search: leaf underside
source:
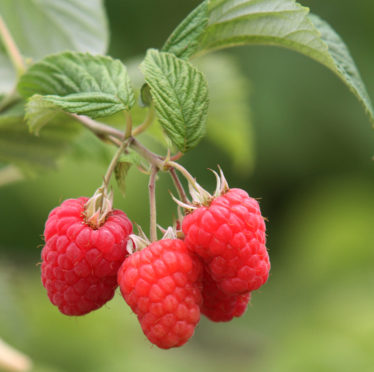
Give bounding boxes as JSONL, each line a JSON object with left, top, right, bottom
{"left": 195, "top": 0, "right": 373, "bottom": 124}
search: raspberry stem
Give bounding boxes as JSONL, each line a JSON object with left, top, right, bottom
{"left": 0, "top": 15, "right": 25, "bottom": 77}
{"left": 103, "top": 139, "right": 130, "bottom": 190}
{"left": 72, "top": 114, "right": 125, "bottom": 140}
{"left": 167, "top": 161, "right": 198, "bottom": 191}
{"left": 149, "top": 165, "right": 159, "bottom": 242}
{"left": 169, "top": 168, "right": 189, "bottom": 204}
{"left": 124, "top": 111, "right": 133, "bottom": 139}
{"left": 132, "top": 106, "right": 155, "bottom": 136}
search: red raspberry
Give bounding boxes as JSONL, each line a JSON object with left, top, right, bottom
{"left": 201, "top": 269, "right": 250, "bottom": 322}
{"left": 41, "top": 197, "right": 132, "bottom": 316}
{"left": 182, "top": 188, "right": 270, "bottom": 295}
{"left": 117, "top": 239, "right": 202, "bottom": 349}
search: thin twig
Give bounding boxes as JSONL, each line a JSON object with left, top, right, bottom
{"left": 71, "top": 114, "right": 124, "bottom": 140}
{"left": 124, "top": 111, "right": 132, "bottom": 139}
{"left": 169, "top": 168, "right": 189, "bottom": 204}
{"left": 132, "top": 106, "right": 155, "bottom": 136}
{"left": 102, "top": 140, "right": 129, "bottom": 189}
{"left": 130, "top": 137, "right": 165, "bottom": 169}
{"left": 167, "top": 160, "right": 198, "bottom": 189}
{"left": 0, "top": 15, "right": 25, "bottom": 77}
{"left": 148, "top": 166, "right": 158, "bottom": 242}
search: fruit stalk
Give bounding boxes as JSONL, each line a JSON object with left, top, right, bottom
{"left": 148, "top": 165, "right": 158, "bottom": 242}
{"left": 0, "top": 15, "right": 25, "bottom": 77}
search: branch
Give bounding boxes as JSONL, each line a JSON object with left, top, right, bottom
{"left": 71, "top": 114, "right": 124, "bottom": 140}
{"left": 169, "top": 168, "right": 189, "bottom": 204}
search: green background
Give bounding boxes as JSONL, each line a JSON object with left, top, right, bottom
{"left": 1, "top": 0, "right": 374, "bottom": 371}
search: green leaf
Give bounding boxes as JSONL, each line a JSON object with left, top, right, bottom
{"left": 196, "top": 53, "right": 254, "bottom": 172}
{"left": 0, "top": 0, "right": 108, "bottom": 93}
{"left": 196, "top": 0, "right": 374, "bottom": 124}
{"left": 140, "top": 49, "right": 209, "bottom": 152}
{"left": 114, "top": 150, "right": 147, "bottom": 196}
{"left": 0, "top": 103, "right": 80, "bottom": 175}
{"left": 308, "top": 14, "right": 374, "bottom": 124}
{"left": 25, "top": 95, "right": 62, "bottom": 134}
{"left": 18, "top": 52, "right": 135, "bottom": 122}
{"left": 162, "top": 0, "right": 209, "bottom": 59}
{"left": 139, "top": 84, "right": 152, "bottom": 107}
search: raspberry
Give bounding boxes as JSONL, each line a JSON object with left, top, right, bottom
{"left": 201, "top": 269, "right": 250, "bottom": 322}
{"left": 182, "top": 188, "right": 270, "bottom": 295}
{"left": 117, "top": 239, "right": 202, "bottom": 349}
{"left": 41, "top": 197, "right": 132, "bottom": 316}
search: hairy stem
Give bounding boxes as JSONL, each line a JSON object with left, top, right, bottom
{"left": 149, "top": 166, "right": 158, "bottom": 242}
{"left": 0, "top": 15, "right": 25, "bottom": 77}
{"left": 169, "top": 168, "right": 189, "bottom": 204}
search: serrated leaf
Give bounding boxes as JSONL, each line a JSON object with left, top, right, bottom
{"left": 0, "top": 0, "right": 108, "bottom": 93}
{"left": 25, "top": 95, "right": 62, "bottom": 134}
{"left": 17, "top": 52, "right": 135, "bottom": 123}
{"left": 196, "top": 0, "right": 374, "bottom": 124}
{"left": 0, "top": 104, "right": 80, "bottom": 175}
{"left": 196, "top": 53, "right": 254, "bottom": 172}
{"left": 140, "top": 49, "right": 209, "bottom": 152}
{"left": 162, "top": 0, "right": 209, "bottom": 59}
{"left": 308, "top": 14, "right": 374, "bottom": 124}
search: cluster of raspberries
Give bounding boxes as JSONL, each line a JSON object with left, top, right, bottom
{"left": 41, "top": 188, "right": 270, "bottom": 349}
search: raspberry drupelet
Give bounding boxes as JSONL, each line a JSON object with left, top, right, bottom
{"left": 181, "top": 170, "right": 270, "bottom": 296}
{"left": 200, "top": 269, "right": 251, "bottom": 322}
{"left": 41, "top": 197, "right": 132, "bottom": 316}
{"left": 118, "top": 238, "right": 202, "bottom": 349}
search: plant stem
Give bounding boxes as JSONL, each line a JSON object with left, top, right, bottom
{"left": 124, "top": 111, "right": 132, "bottom": 139}
{"left": 132, "top": 106, "right": 155, "bottom": 136}
{"left": 169, "top": 168, "right": 189, "bottom": 204}
{"left": 102, "top": 140, "right": 129, "bottom": 189}
{"left": 71, "top": 114, "right": 124, "bottom": 140}
{"left": 148, "top": 166, "right": 158, "bottom": 242}
{"left": 129, "top": 138, "right": 165, "bottom": 169}
{"left": 0, "top": 15, "right": 25, "bottom": 77}
{"left": 167, "top": 160, "right": 198, "bottom": 190}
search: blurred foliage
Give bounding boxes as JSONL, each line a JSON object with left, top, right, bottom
{"left": 1, "top": 0, "right": 374, "bottom": 371}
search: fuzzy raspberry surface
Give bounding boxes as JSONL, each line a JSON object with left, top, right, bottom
{"left": 182, "top": 188, "right": 270, "bottom": 295}
{"left": 201, "top": 269, "right": 250, "bottom": 322}
{"left": 118, "top": 239, "right": 202, "bottom": 349}
{"left": 41, "top": 197, "right": 132, "bottom": 316}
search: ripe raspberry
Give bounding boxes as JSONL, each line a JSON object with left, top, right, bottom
{"left": 41, "top": 197, "right": 132, "bottom": 316}
{"left": 182, "top": 188, "right": 270, "bottom": 295}
{"left": 118, "top": 239, "right": 202, "bottom": 349}
{"left": 201, "top": 269, "right": 250, "bottom": 322}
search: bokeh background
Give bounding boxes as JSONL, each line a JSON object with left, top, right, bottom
{"left": 1, "top": 0, "right": 374, "bottom": 371}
